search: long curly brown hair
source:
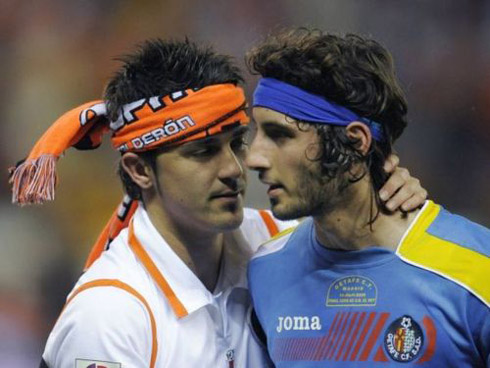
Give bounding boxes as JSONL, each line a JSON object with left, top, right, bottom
{"left": 247, "top": 28, "right": 408, "bottom": 224}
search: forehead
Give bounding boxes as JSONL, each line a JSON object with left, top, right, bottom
{"left": 252, "top": 107, "right": 317, "bottom": 137}
{"left": 252, "top": 107, "right": 322, "bottom": 153}
{"left": 252, "top": 107, "right": 292, "bottom": 126}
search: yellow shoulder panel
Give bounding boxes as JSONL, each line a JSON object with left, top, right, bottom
{"left": 397, "top": 201, "right": 490, "bottom": 308}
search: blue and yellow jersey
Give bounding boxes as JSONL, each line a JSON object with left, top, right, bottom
{"left": 248, "top": 201, "right": 490, "bottom": 367}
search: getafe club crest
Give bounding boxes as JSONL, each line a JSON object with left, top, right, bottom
{"left": 384, "top": 315, "right": 424, "bottom": 362}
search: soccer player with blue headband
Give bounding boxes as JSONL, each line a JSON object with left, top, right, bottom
{"left": 246, "top": 28, "right": 490, "bottom": 367}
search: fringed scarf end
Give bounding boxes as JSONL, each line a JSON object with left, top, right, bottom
{"left": 9, "top": 155, "right": 58, "bottom": 205}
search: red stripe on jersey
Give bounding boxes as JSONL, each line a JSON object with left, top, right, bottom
{"left": 335, "top": 312, "right": 359, "bottom": 361}
{"left": 284, "top": 338, "right": 294, "bottom": 360}
{"left": 328, "top": 312, "right": 351, "bottom": 359}
{"left": 359, "top": 312, "right": 390, "bottom": 361}
{"left": 321, "top": 312, "right": 346, "bottom": 360}
{"left": 374, "top": 346, "right": 389, "bottom": 362}
{"left": 417, "top": 316, "right": 437, "bottom": 364}
{"left": 349, "top": 312, "right": 376, "bottom": 361}
{"left": 313, "top": 312, "right": 340, "bottom": 360}
{"left": 342, "top": 312, "right": 366, "bottom": 361}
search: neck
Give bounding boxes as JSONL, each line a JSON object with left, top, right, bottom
{"left": 144, "top": 199, "right": 224, "bottom": 292}
{"left": 314, "top": 176, "right": 421, "bottom": 252}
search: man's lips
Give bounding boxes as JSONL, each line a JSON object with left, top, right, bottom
{"left": 210, "top": 189, "right": 244, "bottom": 200}
{"left": 267, "top": 184, "right": 284, "bottom": 196}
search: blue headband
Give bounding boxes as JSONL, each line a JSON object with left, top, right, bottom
{"left": 252, "top": 78, "right": 384, "bottom": 141}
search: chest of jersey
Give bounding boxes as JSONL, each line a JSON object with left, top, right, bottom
{"left": 250, "top": 205, "right": 490, "bottom": 368}
{"left": 254, "top": 250, "right": 486, "bottom": 368}
{"left": 258, "top": 262, "right": 480, "bottom": 368}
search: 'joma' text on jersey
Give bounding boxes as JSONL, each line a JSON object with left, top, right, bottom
{"left": 276, "top": 315, "right": 322, "bottom": 333}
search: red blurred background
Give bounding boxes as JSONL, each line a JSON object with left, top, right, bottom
{"left": 1, "top": 0, "right": 489, "bottom": 363}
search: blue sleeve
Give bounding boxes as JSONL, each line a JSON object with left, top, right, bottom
{"left": 467, "top": 295, "right": 490, "bottom": 367}
{"left": 480, "top": 310, "right": 490, "bottom": 367}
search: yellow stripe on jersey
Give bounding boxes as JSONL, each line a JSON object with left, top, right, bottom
{"left": 397, "top": 200, "right": 490, "bottom": 308}
{"left": 263, "top": 226, "right": 296, "bottom": 245}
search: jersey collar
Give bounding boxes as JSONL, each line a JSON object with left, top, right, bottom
{"left": 128, "top": 204, "right": 249, "bottom": 319}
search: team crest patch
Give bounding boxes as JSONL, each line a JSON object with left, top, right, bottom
{"left": 75, "top": 359, "right": 121, "bottom": 368}
{"left": 326, "top": 276, "right": 377, "bottom": 307}
{"left": 384, "top": 315, "right": 424, "bottom": 362}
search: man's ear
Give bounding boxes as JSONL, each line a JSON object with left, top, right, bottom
{"left": 120, "top": 152, "right": 154, "bottom": 190}
{"left": 345, "top": 121, "right": 372, "bottom": 156}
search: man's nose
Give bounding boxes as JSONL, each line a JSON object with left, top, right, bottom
{"left": 245, "top": 134, "right": 270, "bottom": 171}
{"left": 219, "top": 145, "right": 245, "bottom": 179}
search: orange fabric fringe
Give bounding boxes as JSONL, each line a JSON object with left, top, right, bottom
{"left": 9, "top": 155, "right": 57, "bottom": 205}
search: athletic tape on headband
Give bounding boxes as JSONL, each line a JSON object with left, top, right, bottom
{"left": 253, "top": 78, "right": 384, "bottom": 141}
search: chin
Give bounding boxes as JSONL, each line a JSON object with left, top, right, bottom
{"left": 271, "top": 205, "right": 301, "bottom": 221}
{"left": 271, "top": 199, "right": 317, "bottom": 221}
{"left": 213, "top": 211, "right": 244, "bottom": 231}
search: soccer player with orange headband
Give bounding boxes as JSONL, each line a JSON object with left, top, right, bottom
{"left": 10, "top": 39, "right": 426, "bottom": 368}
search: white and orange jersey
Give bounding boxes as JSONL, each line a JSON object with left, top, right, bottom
{"left": 42, "top": 205, "right": 296, "bottom": 368}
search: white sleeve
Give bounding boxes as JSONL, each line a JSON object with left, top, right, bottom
{"left": 42, "top": 286, "right": 153, "bottom": 368}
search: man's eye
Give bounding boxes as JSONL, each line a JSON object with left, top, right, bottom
{"left": 265, "top": 128, "right": 293, "bottom": 140}
{"left": 189, "top": 146, "right": 219, "bottom": 157}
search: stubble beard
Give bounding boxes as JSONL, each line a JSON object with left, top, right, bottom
{"left": 270, "top": 163, "right": 349, "bottom": 221}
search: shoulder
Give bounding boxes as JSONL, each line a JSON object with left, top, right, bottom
{"left": 77, "top": 228, "right": 151, "bottom": 292}
{"left": 43, "top": 230, "right": 159, "bottom": 367}
{"left": 240, "top": 208, "right": 297, "bottom": 252}
{"left": 250, "top": 217, "right": 313, "bottom": 262}
{"left": 57, "top": 281, "right": 154, "bottom": 335}
{"left": 43, "top": 279, "right": 155, "bottom": 367}
{"left": 242, "top": 208, "right": 298, "bottom": 234}
{"left": 398, "top": 201, "right": 490, "bottom": 308}
{"left": 251, "top": 226, "right": 296, "bottom": 261}
{"left": 427, "top": 206, "right": 490, "bottom": 257}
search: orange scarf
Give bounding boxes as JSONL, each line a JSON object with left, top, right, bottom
{"left": 9, "top": 83, "right": 249, "bottom": 269}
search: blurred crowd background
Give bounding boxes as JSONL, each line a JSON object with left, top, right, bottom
{"left": 1, "top": 0, "right": 489, "bottom": 364}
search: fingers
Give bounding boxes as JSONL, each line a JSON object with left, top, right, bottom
{"left": 380, "top": 164, "right": 428, "bottom": 211}
{"left": 383, "top": 154, "right": 400, "bottom": 173}
{"left": 385, "top": 179, "right": 427, "bottom": 211}
{"left": 399, "top": 191, "right": 428, "bottom": 212}
{"left": 379, "top": 167, "right": 410, "bottom": 202}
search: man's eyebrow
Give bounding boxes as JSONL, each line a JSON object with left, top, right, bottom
{"left": 181, "top": 136, "right": 219, "bottom": 149}
{"left": 261, "top": 120, "right": 296, "bottom": 131}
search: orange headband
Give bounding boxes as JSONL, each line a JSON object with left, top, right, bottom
{"left": 9, "top": 83, "right": 248, "bottom": 205}
{"left": 110, "top": 83, "right": 248, "bottom": 152}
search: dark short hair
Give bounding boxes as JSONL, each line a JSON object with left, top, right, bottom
{"left": 104, "top": 38, "right": 243, "bottom": 200}
{"left": 247, "top": 28, "right": 408, "bottom": 223}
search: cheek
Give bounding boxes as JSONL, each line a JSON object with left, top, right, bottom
{"left": 156, "top": 169, "right": 200, "bottom": 198}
